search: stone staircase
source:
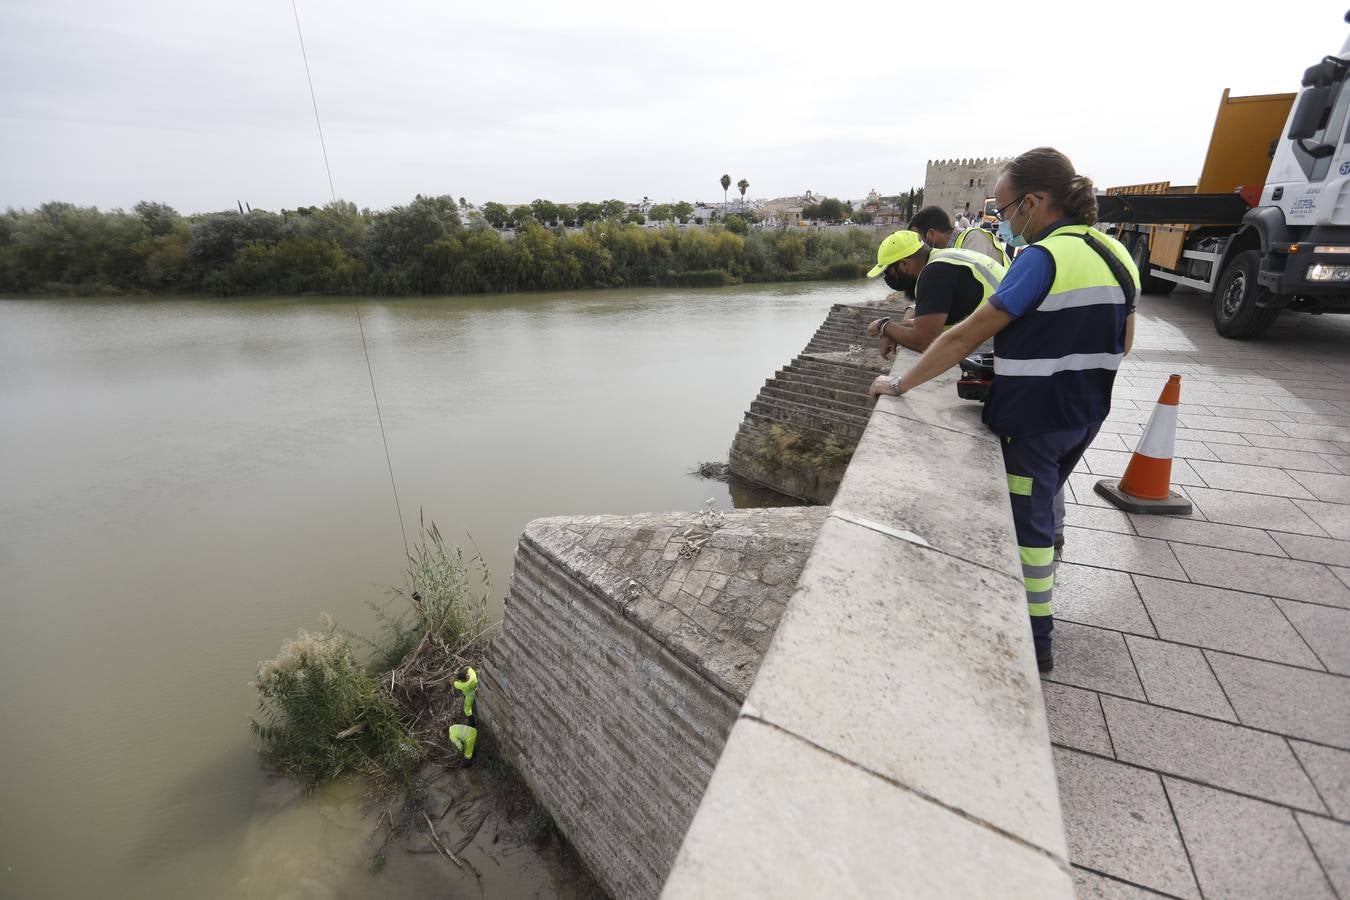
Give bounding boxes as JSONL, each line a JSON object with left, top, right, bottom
{"left": 727, "top": 296, "right": 908, "bottom": 503}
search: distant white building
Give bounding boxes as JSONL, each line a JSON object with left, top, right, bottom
{"left": 924, "top": 157, "right": 1010, "bottom": 218}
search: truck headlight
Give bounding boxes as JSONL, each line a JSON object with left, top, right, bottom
{"left": 1306, "top": 264, "right": 1350, "bottom": 282}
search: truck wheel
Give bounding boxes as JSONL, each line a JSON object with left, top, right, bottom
{"left": 1213, "top": 249, "right": 1279, "bottom": 339}
{"left": 1131, "top": 236, "right": 1176, "bottom": 295}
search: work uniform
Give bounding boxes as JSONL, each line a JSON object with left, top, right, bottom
{"left": 914, "top": 247, "right": 1005, "bottom": 328}
{"left": 951, "top": 226, "right": 1010, "bottom": 267}
{"left": 985, "top": 220, "right": 1137, "bottom": 657}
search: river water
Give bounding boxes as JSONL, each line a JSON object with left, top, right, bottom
{"left": 0, "top": 282, "right": 873, "bottom": 899}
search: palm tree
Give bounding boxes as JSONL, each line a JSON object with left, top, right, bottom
{"left": 737, "top": 178, "right": 749, "bottom": 213}
{"left": 720, "top": 174, "right": 731, "bottom": 216}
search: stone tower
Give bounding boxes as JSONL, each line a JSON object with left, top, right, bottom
{"left": 923, "top": 157, "right": 1010, "bottom": 218}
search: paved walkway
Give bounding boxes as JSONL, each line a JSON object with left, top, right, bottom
{"left": 1047, "top": 293, "right": 1350, "bottom": 898}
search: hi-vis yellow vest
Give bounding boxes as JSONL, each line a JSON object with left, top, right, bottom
{"left": 954, "top": 227, "right": 1011, "bottom": 267}
{"left": 928, "top": 247, "right": 1007, "bottom": 329}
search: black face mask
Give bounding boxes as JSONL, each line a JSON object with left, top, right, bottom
{"left": 883, "top": 267, "right": 916, "bottom": 294}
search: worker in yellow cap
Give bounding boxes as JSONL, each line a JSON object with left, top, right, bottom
{"left": 864, "top": 229, "right": 1007, "bottom": 356}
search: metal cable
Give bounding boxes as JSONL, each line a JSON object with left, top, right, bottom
{"left": 290, "top": 0, "right": 337, "bottom": 203}
{"left": 355, "top": 304, "right": 410, "bottom": 558}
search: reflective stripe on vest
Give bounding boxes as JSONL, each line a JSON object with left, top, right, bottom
{"left": 954, "top": 227, "right": 1010, "bottom": 266}
{"left": 928, "top": 247, "right": 1007, "bottom": 330}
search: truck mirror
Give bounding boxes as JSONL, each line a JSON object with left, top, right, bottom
{"left": 1288, "top": 85, "right": 1331, "bottom": 140}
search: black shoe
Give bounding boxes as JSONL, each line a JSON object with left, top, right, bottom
{"left": 1053, "top": 535, "right": 1065, "bottom": 562}
{"left": 1037, "top": 649, "right": 1054, "bottom": 673}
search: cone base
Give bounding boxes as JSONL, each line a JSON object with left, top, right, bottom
{"left": 1094, "top": 479, "right": 1193, "bottom": 515}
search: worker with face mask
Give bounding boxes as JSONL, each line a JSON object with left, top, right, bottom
{"left": 871, "top": 147, "right": 1137, "bottom": 673}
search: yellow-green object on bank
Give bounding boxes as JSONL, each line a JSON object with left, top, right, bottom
{"left": 448, "top": 724, "right": 478, "bottom": 760}
{"left": 453, "top": 666, "right": 478, "bottom": 717}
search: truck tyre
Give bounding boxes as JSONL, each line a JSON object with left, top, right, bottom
{"left": 1131, "top": 236, "right": 1176, "bottom": 295}
{"left": 1213, "top": 249, "right": 1279, "bottom": 339}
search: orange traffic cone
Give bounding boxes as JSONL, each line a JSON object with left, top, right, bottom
{"left": 1095, "top": 374, "right": 1193, "bottom": 515}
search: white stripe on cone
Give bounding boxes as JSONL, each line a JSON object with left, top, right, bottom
{"left": 1135, "top": 402, "right": 1178, "bottom": 460}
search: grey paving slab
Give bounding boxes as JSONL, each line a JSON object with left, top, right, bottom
{"left": 1186, "top": 405, "right": 1294, "bottom": 422}
{"left": 1172, "top": 426, "right": 1252, "bottom": 446}
{"left": 1060, "top": 527, "right": 1187, "bottom": 580}
{"left": 1042, "top": 681, "right": 1114, "bottom": 756}
{"left": 1097, "top": 419, "right": 1145, "bottom": 437}
{"left": 1054, "top": 564, "right": 1156, "bottom": 636}
{"left": 744, "top": 517, "right": 1065, "bottom": 857}
{"left": 1290, "top": 469, "right": 1350, "bottom": 504}
{"left": 1271, "top": 396, "right": 1349, "bottom": 415}
{"left": 1277, "top": 600, "right": 1350, "bottom": 675}
{"left": 1270, "top": 531, "right": 1350, "bottom": 567}
{"left": 1102, "top": 696, "right": 1326, "bottom": 812}
{"left": 1128, "top": 515, "right": 1286, "bottom": 556}
{"left": 1185, "top": 486, "right": 1325, "bottom": 534}
{"left": 1296, "top": 499, "right": 1350, "bottom": 540}
{"left": 1186, "top": 459, "right": 1316, "bottom": 499}
{"left": 1276, "top": 421, "right": 1350, "bottom": 442}
{"left": 1291, "top": 741, "right": 1350, "bottom": 822}
{"left": 663, "top": 718, "right": 1076, "bottom": 900}
{"left": 1185, "top": 392, "right": 1286, "bottom": 411}
{"left": 1125, "top": 636, "right": 1237, "bottom": 722}
{"left": 1070, "top": 868, "right": 1172, "bottom": 899}
{"left": 1169, "top": 542, "right": 1350, "bottom": 608}
{"left": 1296, "top": 814, "right": 1350, "bottom": 899}
{"left": 1206, "top": 442, "right": 1343, "bottom": 473}
{"left": 1320, "top": 452, "right": 1350, "bottom": 474}
{"left": 1063, "top": 503, "right": 1136, "bottom": 536}
{"left": 1242, "top": 432, "right": 1350, "bottom": 455}
{"left": 1053, "top": 748, "right": 1199, "bottom": 899}
{"left": 1177, "top": 414, "right": 1286, "bottom": 435}
{"left": 1046, "top": 621, "right": 1146, "bottom": 700}
{"left": 1171, "top": 439, "right": 1220, "bottom": 461}
{"left": 1206, "top": 651, "right": 1350, "bottom": 748}
{"left": 1164, "top": 777, "right": 1336, "bottom": 900}
{"left": 1134, "top": 575, "right": 1322, "bottom": 667}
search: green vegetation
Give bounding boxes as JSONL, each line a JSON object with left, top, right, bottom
{"left": 251, "top": 521, "right": 492, "bottom": 793}
{"left": 0, "top": 196, "right": 877, "bottom": 296}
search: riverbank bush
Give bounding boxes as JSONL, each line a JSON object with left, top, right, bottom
{"left": 1, "top": 198, "right": 879, "bottom": 297}
{"left": 251, "top": 521, "right": 492, "bottom": 793}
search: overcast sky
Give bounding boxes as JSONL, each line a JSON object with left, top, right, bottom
{"left": 1, "top": 0, "right": 1345, "bottom": 214}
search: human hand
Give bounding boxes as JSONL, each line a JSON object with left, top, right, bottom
{"left": 879, "top": 333, "right": 897, "bottom": 359}
{"left": 866, "top": 317, "right": 886, "bottom": 337}
{"left": 869, "top": 375, "right": 901, "bottom": 398}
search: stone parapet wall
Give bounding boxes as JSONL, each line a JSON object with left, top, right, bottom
{"left": 481, "top": 509, "right": 827, "bottom": 899}
{"left": 664, "top": 351, "right": 1075, "bottom": 898}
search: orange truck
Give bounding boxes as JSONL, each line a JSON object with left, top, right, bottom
{"left": 1097, "top": 14, "right": 1350, "bottom": 337}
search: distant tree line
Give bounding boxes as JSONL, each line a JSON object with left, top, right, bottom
{"left": 0, "top": 195, "right": 876, "bottom": 297}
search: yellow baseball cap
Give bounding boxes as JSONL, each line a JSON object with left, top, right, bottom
{"left": 867, "top": 230, "right": 923, "bottom": 277}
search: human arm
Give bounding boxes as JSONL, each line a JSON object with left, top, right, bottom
{"left": 870, "top": 302, "right": 1013, "bottom": 396}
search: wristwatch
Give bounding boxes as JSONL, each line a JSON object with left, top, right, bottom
{"left": 889, "top": 375, "right": 907, "bottom": 396}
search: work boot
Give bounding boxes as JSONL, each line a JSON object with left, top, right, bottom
{"left": 1053, "top": 534, "right": 1065, "bottom": 562}
{"left": 1036, "top": 648, "right": 1054, "bottom": 673}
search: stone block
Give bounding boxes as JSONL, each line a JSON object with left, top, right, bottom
{"left": 744, "top": 516, "right": 1065, "bottom": 858}
{"left": 1294, "top": 499, "right": 1350, "bottom": 541}
{"left": 1170, "top": 542, "right": 1350, "bottom": 608}
{"left": 662, "top": 719, "right": 1075, "bottom": 899}
{"left": 1269, "top": 531, "right": 1350, "bottom": 567}
{"left": 1275, "top": 421, "right": 1350, "bottom": 442}
{"left": 1187, "top": 459, "right": 1317, "bottom": 498}
{"left": 830, "top": 401, "right": 1020, "bottom": 577}
{"left": 1185, "top": 486, "right": 1326, "bottom": 535}
{"left": 1172, "top": 426, "right": 1252, "bottom": 445}
{"left": 1206, "top": 651, "right": 1350, "bottom": 748}
{"left": 1053, "top": 748, "right": 1198, "bottom": 899}
{"left": 1277, "top": 600, "right": 1350, "bottom": 674}
{"left": 1071, "top": 867, "right": 1173, "bottom": 898}
{"left": 1085, "top": 449, "right": 1206, "bottom": 486}
{"left": 1290, "top": 470, "right": 1350, "bottom": 504}
{"left": 1101, "top": 696, "right": 1326, "bottom": 812}
{"left": 1164, "top": 777, "right": 1336, "bottom": 900}
{"left": 1133, "top": 575, "right": 1321, "bottom": 666}
{"left": 1045, "top": 621, "right": 1146, "bottom": 700}
{"left": 1176, "top": 413, "right": 1285, "bottom": 434}
{"left": 1245, "top": 432, "right": 1350, "bottom": 455}
{"left": 1042, "top": 682, "right": 1113, "bottom": 756}
{"left": 1124, "top": 635, "right": 1237, "bottom": 721}
{"left": 1208, "top": 442, "right": 1342, "bottom": 472}
{"left": 1291, "top": 741, "right": 1350, "bottom": 821}
{"left": 1129, "top": 514, "right": 1285, "bottom": 556}
{"left": 1296, "top": 813, "right": 1350, "bottom": 898}
{"left": 1063, "top": 503, "right": 1136, "bottom": 536}
{"left": 1060, "top": 527, "right": 1186, "bottom": 580}
{"left": 1053, "top": 563, "right": 1156, "bottom": 637}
